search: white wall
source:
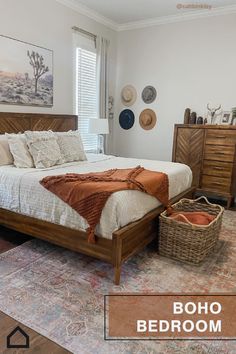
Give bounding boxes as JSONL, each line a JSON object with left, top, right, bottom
{"left": 1, "top": 2, "right": 236, "bottom": 160}
{"left": 114, "top": 14, "right": 236, "bottom": 161}
{"left": 0, "top": 0, "right": 117, "bottom": 115}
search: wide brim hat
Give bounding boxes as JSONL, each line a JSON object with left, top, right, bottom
{"left": 121, "top": 85, "right": 137, "bottom": 106}
{"left": 119, "top": 109, "right": 135, "bottom": 130}
{"left": 139, "top": 109, "right": 157, "bottom": 130}
{"left": 142, "top": 86, "right": 157, "bottom": 104}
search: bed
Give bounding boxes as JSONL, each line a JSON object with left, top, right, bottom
{"left": 0, "top": 112, "right": 194, "bottom": 284}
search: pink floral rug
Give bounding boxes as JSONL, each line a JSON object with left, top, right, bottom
{"left": 0, "top": 211, "right": 235, "bottom": 353}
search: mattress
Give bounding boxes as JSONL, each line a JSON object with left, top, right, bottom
{"left": 0, "top": 154, "right": 192, "bottom": 239}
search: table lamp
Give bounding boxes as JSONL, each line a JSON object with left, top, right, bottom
{"left": 89, "top": 118, "right": 109, "bottom": 154}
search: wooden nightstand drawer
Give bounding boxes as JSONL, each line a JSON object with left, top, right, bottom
{"left": 204, "top": 144, "right": 235, "bottom": 162}
{"left": 201, "top": 175, "right": 231, "bottom": 193}
{"left": 206, "top": 129, "right": 236, "bottom": 146}
{"left": 202, "top": 160, "right": 233, "bottom": 178}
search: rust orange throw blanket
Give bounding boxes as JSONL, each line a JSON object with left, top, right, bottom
{"left": 40, "top": 166, "right": 169, "bottom": 243}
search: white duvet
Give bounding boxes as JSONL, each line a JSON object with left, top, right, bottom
{"left": 0, "top": 154, "right": 192, "bottom": 239}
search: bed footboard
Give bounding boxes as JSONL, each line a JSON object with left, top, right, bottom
{"left": 0, "top": 187, "right": 195, "bottom": 285}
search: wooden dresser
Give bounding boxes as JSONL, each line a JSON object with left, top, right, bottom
{"left": 172, "top": 125, "right": 236, "bottom": 208}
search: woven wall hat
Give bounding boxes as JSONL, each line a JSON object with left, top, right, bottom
{"left": 142, "top": 86, "right": 157, "bottom": 104}
{"left": 119, "top": 109, "right": 135, "bottom": 130}
{"left": 121, "top": 85, "right": 137, "bottom": 106}
{"left": 139, "top": 109, "right": 156, "bottom": 130}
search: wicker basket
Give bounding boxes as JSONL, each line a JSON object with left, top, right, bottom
{"left": 158, "top": 196, "right": 224, "bottom": 264}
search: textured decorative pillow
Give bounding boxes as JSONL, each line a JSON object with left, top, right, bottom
{"left": 56, "top": 131, "right": 87, "bottom": 163}
{"left": 25, "top": 131, "right": 63, "bottom": 168}
{"left": 0, "top": 135, "right": 14, "bottom": 166}
{"left": 6, "top": 133, "right": 34, "bottom": 168}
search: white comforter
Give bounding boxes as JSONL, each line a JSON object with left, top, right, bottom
{"left": 0, "top": 154, "right": 192, "bottom": 239}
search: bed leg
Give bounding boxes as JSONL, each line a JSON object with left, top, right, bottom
{"left": 227, "top": 197, "right": 234, "bottom": 209}
{"left": 114, "top": 266, "right": 121, "bottom": 285}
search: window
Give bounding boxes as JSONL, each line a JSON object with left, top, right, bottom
{"left": 76, "top": 47, "right": 98, "bottom": 152}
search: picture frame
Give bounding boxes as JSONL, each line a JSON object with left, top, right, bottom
{"left": 0, "top": 34, "right": 53, "bottom": 107}
{"left": 221, "top": 111, "right": 232, "bottom": 125}
{"left": 231, "top": 108, "right": 236, "bottom": 125}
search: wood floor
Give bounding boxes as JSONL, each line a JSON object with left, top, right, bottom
{"left": 0, "top": 227, "right": 30, "bottom": 253}
{"left": 0, "top": 311, "right": 71, "bottom": 354}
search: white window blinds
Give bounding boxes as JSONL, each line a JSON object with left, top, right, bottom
{"left": 76, "top": 47, "right": 98, "bottom": 152}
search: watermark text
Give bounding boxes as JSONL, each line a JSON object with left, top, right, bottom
{"left": 177, "top": 3, "right": 212, "bottom": 10}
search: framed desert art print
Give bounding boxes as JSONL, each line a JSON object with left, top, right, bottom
{"left": 0, "top": 35, "right": 53, "bottom": 107}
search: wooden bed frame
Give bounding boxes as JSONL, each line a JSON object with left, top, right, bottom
{"left": 0, "top": 112, "right": 195, "bottom": 284}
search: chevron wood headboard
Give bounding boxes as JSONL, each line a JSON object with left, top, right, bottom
{"left": 0, "top": 112, "right": 78, "bottom": 134}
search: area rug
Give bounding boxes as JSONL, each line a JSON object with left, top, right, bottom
{"left": 0, "top": 211, "right": 235, "bottom": 354}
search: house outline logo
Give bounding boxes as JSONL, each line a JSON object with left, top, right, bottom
{"left": 7, "top": 326, "right": 30, "bottom": 349}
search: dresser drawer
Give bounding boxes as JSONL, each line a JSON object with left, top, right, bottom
{"left": 201, "top": 175, "right": 231, "bottom": 193}
{"left": 204, "top": 144, "right": 235, "bottom": 162}
{"left": 206, "top": 129, "right": 236, "bottom": 146}
{"left": 202, "top": 160, "right": 233, "bottom": 178}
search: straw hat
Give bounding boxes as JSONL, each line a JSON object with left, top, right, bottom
{"left": 139, "top": 109, "right": 157, "bottom": 130}
{"left": 121, "top": 85, "right": 137, "bottom": 106}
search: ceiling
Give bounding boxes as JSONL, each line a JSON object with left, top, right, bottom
{"left": 76, "top": 0, "right": 236, "bottom": 24}
{"left": 57, "top": 0, "right": 236, "bottom": 30}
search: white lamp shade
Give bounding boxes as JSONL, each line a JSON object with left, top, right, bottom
{"left": 89, "top": 118, "right": 109, "bottom": 134}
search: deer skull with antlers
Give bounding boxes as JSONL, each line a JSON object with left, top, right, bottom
{"left": 207, "top": 104, "right": 222, "bottom": 124}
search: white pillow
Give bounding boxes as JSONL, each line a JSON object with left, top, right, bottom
{"left": 0, "top": 135, "right": 14, "bottom": 166}
{"left": 56, "top": 131, "right": 87, "bottom": 163}
{"left": 6, "top": 133, "right": 34, "bottom": 168}
{"left": 25, "top": 130, "right": 63, "bottom": 168}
